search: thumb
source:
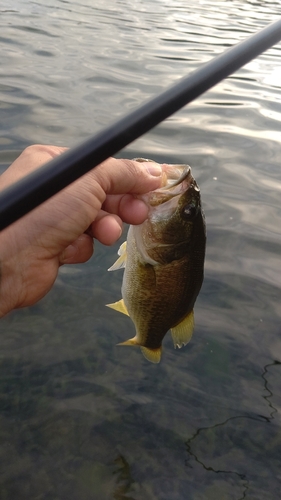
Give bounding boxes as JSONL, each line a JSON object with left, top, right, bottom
{"left": 89, "top": 157, "right": 164, "bottom": 196}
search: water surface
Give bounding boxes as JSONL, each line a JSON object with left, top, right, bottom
{"left": 0, "top": 1, "right": 281, "bottom": 498}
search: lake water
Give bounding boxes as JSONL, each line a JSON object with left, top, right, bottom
{"left": 1, "top": 1, "right": 281, "bottom": 498}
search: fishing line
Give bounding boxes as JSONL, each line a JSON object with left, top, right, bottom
{"left": 0, "top": 17, "right": 281, "bottom": 231}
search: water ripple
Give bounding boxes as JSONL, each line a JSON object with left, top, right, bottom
{"left": 1, "top": 1, "right": 281, "bottom": 499}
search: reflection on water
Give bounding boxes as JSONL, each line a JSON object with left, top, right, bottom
{"left": 185, "top": 417, "right": 250, "bottom": 500}
{"left": 1, "top": 0, "right": 281, "bottom": 498}
{"left": 185, "top": 362, "right": 281, "bottom": 499}
{"left": 112, "top": 455, "right": 135, "bottom": 500}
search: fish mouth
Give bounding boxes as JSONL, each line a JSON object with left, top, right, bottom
{"left": 131, "top": 160, "right": 201, "bottom": 261}
{"left": 133, "top": 158, "right": 191, "bottom": 189}
{"left": 160, "top": 164, "right": 191, "bottom": 189}
{"left": 133, "top": 158, "right": 197, "bottom": 208}
{"left": 134, "top": 158, "right": 197, "bottom": 215}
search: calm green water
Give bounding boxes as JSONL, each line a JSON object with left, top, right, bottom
{"left": 1, "top": 1, "right": 281, "bottom": 498}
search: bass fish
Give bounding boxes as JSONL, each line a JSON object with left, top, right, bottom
{"left": 107, "top": 160, "right": 206, "bottom": 363}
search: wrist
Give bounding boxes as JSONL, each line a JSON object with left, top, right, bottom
{"left": 0, "top": 231, "right": 23, "bottom": 317}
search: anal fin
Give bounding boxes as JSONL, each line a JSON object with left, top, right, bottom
{"left": 170, "top": 310, "right": 194, "bottom": 349}
{"left": 117, "top": 336, "right": 162, "bottom": 364}
{"left": 117, "top": 336, "right": 138, "bottom": 346}
{"left": 106, "top": 299, "right": 129, "bottom": 316}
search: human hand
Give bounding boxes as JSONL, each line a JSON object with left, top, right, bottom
{"left": 0, "top": 145, "right": 163, "bottom": 316}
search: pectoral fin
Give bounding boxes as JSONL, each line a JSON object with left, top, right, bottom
{"left": 108, "top": 241, "right": 127, "bottom": 271}
{"left": 106, "top": 299, "right": 129, "bottom": 316}
{"left": 170, "top": 310, "right": 194, "bottom": 349}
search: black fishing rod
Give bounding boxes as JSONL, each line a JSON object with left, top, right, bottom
{"left": 1, "top": 18, "right": 281, "bottom": 231}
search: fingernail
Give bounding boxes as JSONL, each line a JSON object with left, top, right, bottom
{"left": 145, "top": 162, "right": 163, "bottom": 177}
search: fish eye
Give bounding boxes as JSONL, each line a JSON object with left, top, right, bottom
{"left": 182, "top": 204, "right": 198, "bottom": 220}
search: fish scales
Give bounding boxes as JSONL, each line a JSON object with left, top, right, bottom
{"left": 107, "top": 161, "right": 206, "bottom": 363}
{"left": 123, "top": 235, "right": 196, "bottom": 346}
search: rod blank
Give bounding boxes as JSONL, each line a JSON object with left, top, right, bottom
{"left": 1, "top": 17, "right": 281, "bottom": 231}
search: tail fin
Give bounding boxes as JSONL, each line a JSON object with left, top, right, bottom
{"left": 140, "top": 346, "right": 162, "bottom": 364}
